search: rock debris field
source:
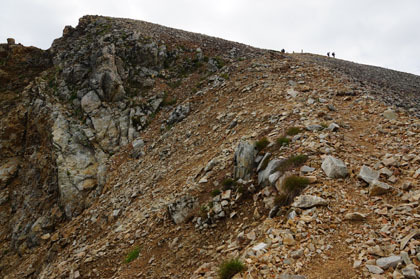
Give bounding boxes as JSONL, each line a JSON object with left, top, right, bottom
{"left": 0, "top": 15, "right": 419, "bottom": 279}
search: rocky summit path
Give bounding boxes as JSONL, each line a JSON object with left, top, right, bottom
{"left": 0, "top": 16, "right": 419, "bottom": 279}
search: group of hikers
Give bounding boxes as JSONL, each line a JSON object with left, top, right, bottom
{"left": 280, "top": 49, "right": 336, "bottom": 58}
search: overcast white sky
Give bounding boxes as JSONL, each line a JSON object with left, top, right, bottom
{"left": 1, "top": 0, "right": 420, "bottom": 75}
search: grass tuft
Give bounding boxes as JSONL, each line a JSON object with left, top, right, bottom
{"left": 276, "top": 137, "right": 290, "bottom": 146}
{"left": 124, "top": 247, "right": 140, "bottom": 263}
{"left": 282, "top": 175, "right": 310, "bottom": 192}
{"left": 277, "top": 175, "right": 310, "bottom": 206}
{"left": 222, "top": 178, "right": 236, "bottom": 190}
{"left": 286, "top": 127, "right": 301, "bottom": 136}
{"left": 255, "top": 137, "right": 270, "bottom": 152}
{"left": 211, "top": 189, "right": 221, "bottom": 197}
{"left": 219, "top": 258, "right": 245, "bottom": 279}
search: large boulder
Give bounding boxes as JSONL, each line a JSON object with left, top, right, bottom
{"left": 233, "top": 141, "right": 256, "bottom": 180}
{"left": 321, "top": 156, "right": 348, "bottom": 178}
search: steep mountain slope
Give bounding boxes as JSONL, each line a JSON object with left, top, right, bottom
{"left": 0, "top": 16, "right": 419, "bottom": 279}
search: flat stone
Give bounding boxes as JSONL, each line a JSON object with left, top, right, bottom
{"left": 358, "top": 165, "right": 379, "bottom": 184}
{"left": 306, "top": 124, "right": 324, "bottom": 131}
{"left": 401, "top": 264, "right": 418, "bottom": 279}
{"left": 300, "top": 165, "right": 315, "bottom": 174}
{"left": 321, "top": 156, "right": 348, "bottom": 178}
{"left": 366, "top": 265, "right": 384, "bottom": 274}
{"left": 280, "top": 274, "right": 306, "bottom": 279}
{"left": 369, "top": 180, "right": 392, "bottom": 196}
{"left": 292, "top": 195, "right": 327, "bottom": 209}
{"left": 376, "top": 255, "right": 402, "bottom": 269}
{"left": 252, "top": 242, "right": 268, "bottom": 252}
{"left": 383, "top": 109, "right": 397, "bottom": 120}
{"left": 345, "top": 212, "right": 367, "bottom": 221}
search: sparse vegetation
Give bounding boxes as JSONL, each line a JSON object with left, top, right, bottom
{"left": 222, "top": 178, "right": 236, "bottom": 190}
{"left": 277, "top": 154, "right": 308, "bottom": 172}
{"left": 286, "top": 127, "right": 301, "bottom": 136}
{"left": 124, "top": 247, "right": 140, "bottom": 263}
{"left": 220, "top": 73, "right": 230, "bottom": 80}
{"left": 219, "top": 258, "right": 245, "bottom": 279}
{"left": 276, "top": 137, "right": 290, "bottom": 146}
{"left": 288, "top": 154, "right": 308, "bottom": 167}
{"left": 214, "top": 56, "right": 226, "bottom": 69}
{"left": 211, "top": 189, "right": 221, "bottom": 197}
{"left": 320, "top": 123, "right": 328, "bottom": 129}
{"left": 168, "top": 79, "right": 182, "bottom": 89}
{"left": 282, "top": 175, "right": 309, "bottom": 192}
{"left": 277, "top": 175, "right": 310, "bottom": 206}
{"left": 161, "top": 92, "right": 177, "bottom": 106}
{"left": 255, "top": 137, "right": 270, "bottom": 152}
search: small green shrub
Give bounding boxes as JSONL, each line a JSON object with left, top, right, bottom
{"left": 168, "top": 79, "right": 182, "bottom": 89}
{"left": 124, "top": 247, "right": 140, "bottom": 263}
{"left": 277, "top": 154, "right": 308, "bottom": 172}
{"left": 219, "top": 258, "right": 245, "bottom": 279}
{"left": 320, "top": 123, "right": 328, "bottom": 129}
{"left": 274, "top": 193, "right": 288, "bottom": 206}
{"left": 286, "top": 127, "right": 301, "bottom": 136}
{"left": 222, "top": 178, "right": 236, "bottom": 190}
{"left": 282, "top": 175, "right": 309, "bottom": 192}
{"left": 161, "top": 92, "right": 177, "bottom": 106}
{"left": 288, "top": 154, "right": 308, "bottom": 167}
{"left": 214, "top": 56, "right": 226, "bottom": 69}
{"left": 255, "top": 137, "right": 270, "bottom": 152}
{"left": 276, "top": 137, "right": 290, "bottom": 146}
{"left": 211, "top": 189, "right": 221, "bottom": 197}
{"left": 220, "top": 73, "right": 230, "bottom": 80}
{"left": 278, "top": 175, "right": 310, "bottom": 205}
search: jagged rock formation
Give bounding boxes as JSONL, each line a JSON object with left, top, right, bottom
{"left": 0, "top": 15, "right": 419, "bottom": 279}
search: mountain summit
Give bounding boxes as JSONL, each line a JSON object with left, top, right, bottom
{"left": 0, "top": 15, "right": 419, "bottom": 279}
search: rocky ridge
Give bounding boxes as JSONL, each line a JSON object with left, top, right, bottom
{"left": 0, "top": 15, "right": 419, "bottom": 279}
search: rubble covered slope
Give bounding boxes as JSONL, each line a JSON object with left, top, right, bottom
{"left": 0, "top": 15, "right": 419, "bottom": 279}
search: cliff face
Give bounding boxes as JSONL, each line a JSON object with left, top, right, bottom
{"left": 1, "top": 16, "right": 419, "bottom": 279}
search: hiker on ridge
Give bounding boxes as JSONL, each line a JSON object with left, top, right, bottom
{"left": 327, "top": 52, "right": 330, "bottom": 57}
{"left": 332, "top": 52, "right": 335, "bottom": 58}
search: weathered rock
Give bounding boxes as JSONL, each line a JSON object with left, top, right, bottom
{"left": 321, "top": 156, "right": 348, "bottom": 178}
{"left": 279, "top": 274, "right": 306, "bottom": 279}
{"left": 167, "top": 103, "right": 190, "bottom": 125}
{"left": 401, "top": 264, "right": 418, "bottom": 279}
{"left": 306, "top": 124, "right": 324, "bottom": 131}
{"left": 376, "top": 255, "right": 402, "bottom": 269}
{"left": 300, "top": 165, "right": 315, "bottom": 174}
{"left": 344, "top": 212, "right": 367, "bottom": 221}
{"left": 0, "top": 158, "right": 20, "bottom": 187}
{"left": 358, "top": 165, "right": 379, "bottom": 184}
{"left": 292, "top": 195, "right": 327, "bottom": 208}
{"left": 167, "top": 196, "right": 197, "bottom": 224}
{"left": 233, "top": 141, "right": 256, "bottom": 180}
{"left": 366, "top": 264, "right": 384, "bottom": 274}
{"left": 131, "top": 138, "right": 145, "bottom": 158}
{"left": 383, "top": 109, "right": 397, "bottom": 120}
{"left": 369, "top": 180, "right": 392, "bottom": 196}
{"left": 256, "top": 152, "right": 271, "bottom": 172}
{"left": 80, "top": 91, "right": 101, "bottom": 113}
{"left": 52, "top": 113, "right": 99, "bottom": 218}
{"left": 258, "top": 159, "right": 283, "bottom": 186}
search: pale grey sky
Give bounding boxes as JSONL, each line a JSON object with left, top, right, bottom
{"left": 1, "top": 0, "right": 420, "bottom": 75}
